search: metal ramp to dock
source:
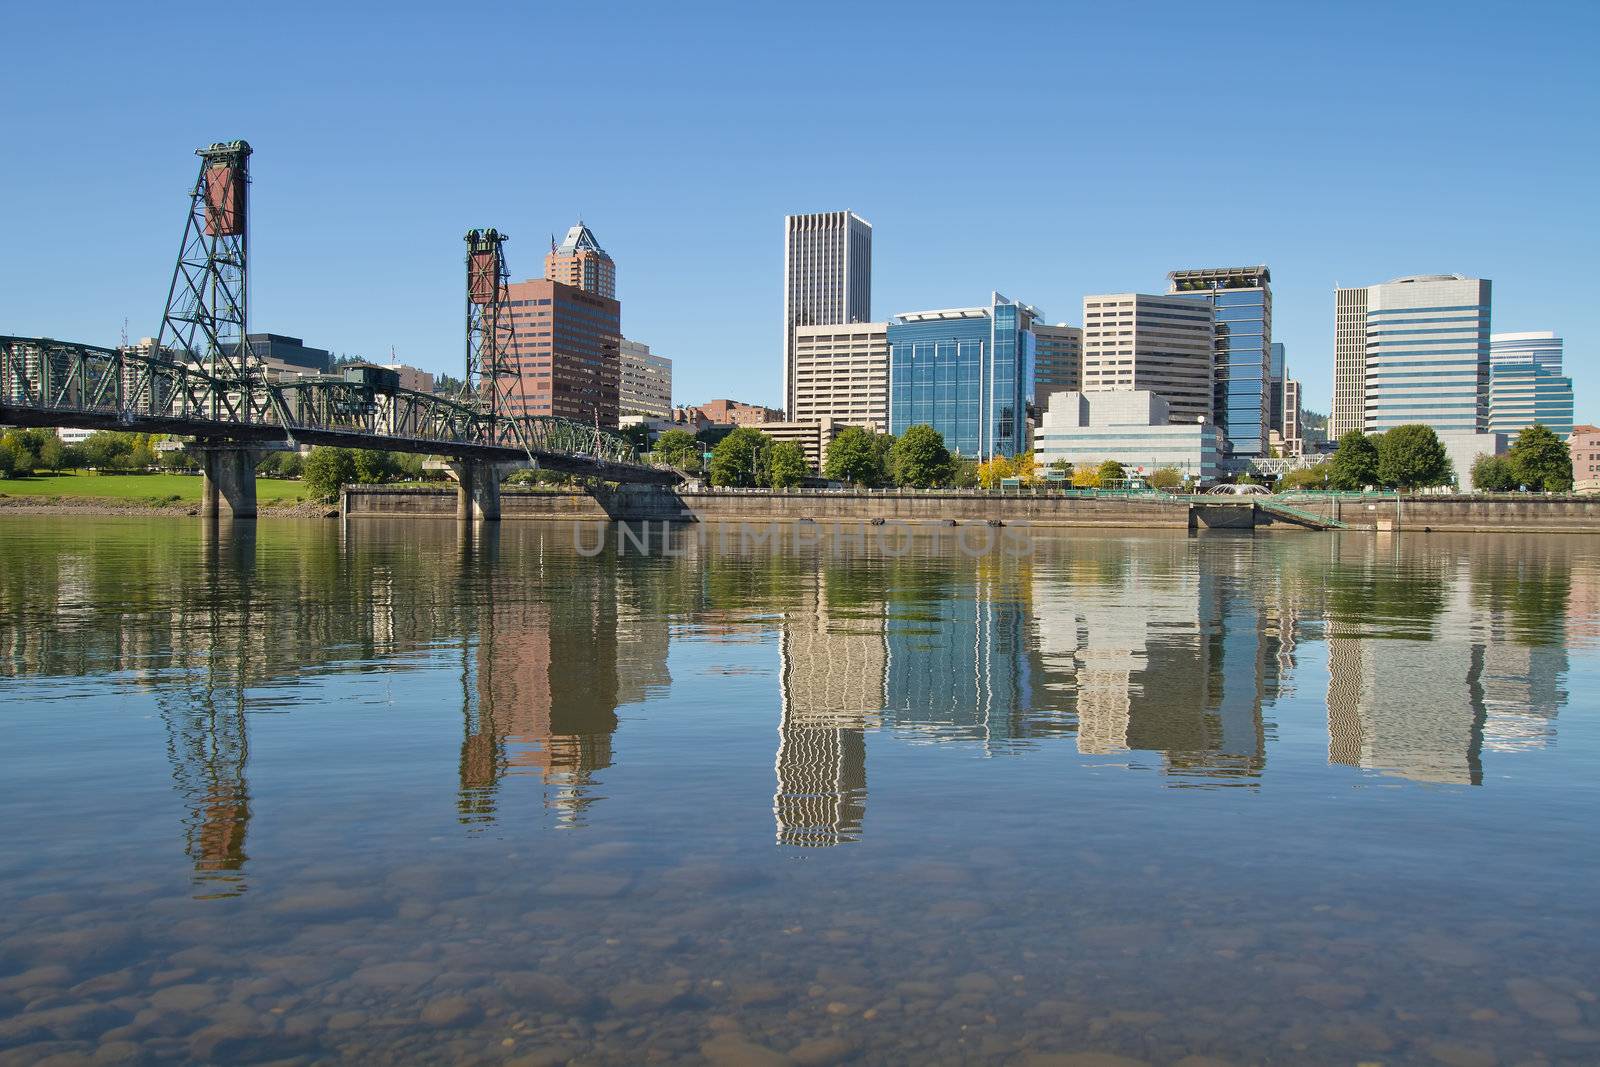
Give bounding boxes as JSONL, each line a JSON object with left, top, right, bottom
{"left": 1256, "top": 498, "right": 1349, "bottom": 530}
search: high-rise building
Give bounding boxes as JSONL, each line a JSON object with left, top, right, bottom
{"left": 792, "top": 321, "right": 889, "bottom": 431}
{"left": 1332, "top": 286, "right": 1370, "bottom": 438}
{"left": 544, "top": 221, "right": 616, "bottom": 299}
{"left": 1489, "top": 331, "right": 1572, "bottom": 437}
{"left": 1268, "top": 341, "right": 1286, "bottom": 435}
{"left": 1283, "top": 378, "right": 1303, "bottom": 456}
{"left": 1032, "top": 323, "right": 1083, "bottom": 409}
{"left": 1363, "top": 275, "right": 1491, "bottom": 435}
{"left": 783, "top": 211, "right": 872, "bottom": 417}
{"left": 1169, "top": 266, "right": 1273, "bottom": 458}
{"left": 1081, "top": 293, "right": 1215, "bottom": 426}
{"left": 618, "top": 338, "right": 672, "bottom": 419}
{"left": 500, "top": 278, "right": 621, "bottom": 426}
{"left": 244, "top": 333, "right": 330, "bottom": 378}
{"left": 888, "top": 292, "right": 1036, "bottom": 459}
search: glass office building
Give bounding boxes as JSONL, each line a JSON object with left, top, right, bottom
{"left": 1169, "top": 266, "right": 1273, "bottom": 458}
{"left": 1489, "top": 331, "right": 1572, "bottom": 437}
{"left": 888, "top": 293, "right": 1037, "bottom": 459}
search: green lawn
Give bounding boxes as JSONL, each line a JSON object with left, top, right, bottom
{"left": 0, "top": 472, "right": 309, "bottom": 507}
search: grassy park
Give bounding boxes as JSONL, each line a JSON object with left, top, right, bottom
{"left": 0, "top": 471, "right": 310, "bottom": 508}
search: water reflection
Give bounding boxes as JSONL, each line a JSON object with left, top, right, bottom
{"left": 0, "top": 519, "right": 1583, "bottom": 886}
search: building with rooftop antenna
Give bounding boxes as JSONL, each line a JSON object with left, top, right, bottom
{"left": 545, "top": 221, "right": 616, "bottom": 299}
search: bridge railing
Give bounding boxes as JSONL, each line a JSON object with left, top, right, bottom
{"left": 2, "top": 335, "right": 644, "bottom": 467}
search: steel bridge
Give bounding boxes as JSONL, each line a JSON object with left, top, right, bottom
{"left": 0, "top": 335, "right": 670, "bottom": 481}
{"left": 1, "top": 139, "right": 680, "bottom": 521}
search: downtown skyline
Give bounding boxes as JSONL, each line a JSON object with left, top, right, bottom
{"left": 2, "top": 3, "right": 1594, "bottom": 422}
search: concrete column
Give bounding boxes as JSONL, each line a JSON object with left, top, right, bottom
{"left": 195, "top": 446, "right": 264, "bottom": 521}
{"left": 446, "top": 459, "right": 508, "bottom": 522}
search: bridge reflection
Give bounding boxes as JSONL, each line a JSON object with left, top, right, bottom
{"left": 0, "top": 520, "right": 1582, "bottom": 890}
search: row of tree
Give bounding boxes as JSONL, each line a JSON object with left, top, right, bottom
{"left": 0, "top": 429, "right": 173, "bottom": 478}
{"left": 653, "top": 424, "right": 964, "bottom": 489}
{"left": 1299, "top": 423, "right": 1573, "bottom": 493}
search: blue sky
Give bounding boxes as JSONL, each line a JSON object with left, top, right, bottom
{"left": 3, "top": 1, "right": 1595, "bottom": 419}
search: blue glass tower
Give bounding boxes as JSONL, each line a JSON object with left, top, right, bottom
{"left": 888, "top": 292, "right": 1036, "bottom": 459}
{"left": 1169, "top": 266, "right": 1272, "bottom": 458}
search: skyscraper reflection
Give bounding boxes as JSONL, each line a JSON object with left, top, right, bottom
{"left": 773, "top": 566, "right": 882, "bottom": 846}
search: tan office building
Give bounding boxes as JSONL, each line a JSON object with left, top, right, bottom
{"left": 619, "top": 339, "right": 672, "bottom": 419}
{"left": 1332, "top": 286, "right": 1369, "bottom": 437}
{"left": 791, "top": 321, "right": 889, "bottom": 432}
{"left": 760, "top": 416, "right": 856, "bottom": 473}
{"left": 1081, "top": 294, "right": 1215, "bottom": 424}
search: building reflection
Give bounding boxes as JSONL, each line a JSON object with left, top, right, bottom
{"left": 462, "top": 553, "right": 625, "bottom": 829}
{"left": 1324, "top": 537, "right": 1571, "bottom": 784}
{"left": 0, "top": 518, "right": 1585, "bottom": 880}
{"left": 773, "top": 567, "right": 882, "bottom": 846}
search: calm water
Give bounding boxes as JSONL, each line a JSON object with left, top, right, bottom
{"left": 1, "top": 516, "right": 1598, "bottom": 1066}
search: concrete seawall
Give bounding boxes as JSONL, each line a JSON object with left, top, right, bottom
{"left": 343, "top": 486, "right": 1191, "bottom": 528}
{"left": 342, "top": 486, "right": 1600, "bottom": 534}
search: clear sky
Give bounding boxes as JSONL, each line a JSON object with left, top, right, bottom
{"left": 3, "top": 1, "right": 1596, "bottom": 420}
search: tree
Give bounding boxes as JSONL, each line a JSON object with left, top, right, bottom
{"left": 709, "top": 427, "right": 767, "bottom": 487}
{"left": 1071, "top": 463, "right": 1101, "bottom": 489}
{"left": 1508, "top": 423, "right": 1573, "bottom": 492}
{"left": 303, "top": 447, "right": 358, "bottom": 503}
{"left": 766, "top": 441, "right": 808, "bottom": 489}
{"left": 0, "top": 440, "right": 14, "bottom": 479}
{"left": 59, "top": 443, "right": 86, "bottom": 471}
{"left": 976, "top": 455, "right": 1013, "bottom": 490}
{"left": 824, "top": 426, "right": 887, "bottom": 486}
{"left": 1281, "top": 463, "right": 1331, "bottom": 491}
{"left": 81, "top": 431, "right": 132, "bottom": 471}
{"left": 353, "top": 449, "right": 398, "bottom": 483}
{"left": 889, "top": 424, "right": 951, "bottom": 488}
{"left": 869, "top": 433, "right": 896, "bottom": 484}
{"left": 1328, "top": 430, "right": 1379, "bottom": 490}
{"left": 1011, "top": 450, "right": 1038, "bottom": 485}
{"left": 1048, "top": 458, "right": 1073, "bottom": 480}
{"left": 0, "top": 430, "right": 40, "bottom": 475}
{"left": 1097, "top": 460, "right": 1126, "bottom": 487}
{"left": 1376, "top": 423, "right": 1451, "bottom": 489}
{"left": 1472, "top": 453, "right": 1517, "bottom": 492}
{"left": 37, "top": 434, "right": 63, "bottom": 472}
{"left": 618, "top": 422, "right": 653, "bottom": 452}
{"left": 947, "top": 457, "right": 979, "bottom": 489}
{"left": 1148, "top": 466, "right": 1183, "bottom": 490}
{"left": 654, "top": 429, "right": 702, "bottom": 471}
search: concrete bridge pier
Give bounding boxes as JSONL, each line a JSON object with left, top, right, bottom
{"left": 192, "top": 445, "right": 267, "bottom": 521}
{"left": 445, "top": 460, "right": 515, "bottom": 522}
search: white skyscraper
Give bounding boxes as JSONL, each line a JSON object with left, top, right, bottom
{"left": 1364, "top": 275, "right": 1490, "bottom": 434}
{"left": 783, "top": 211, "right": 872, "bottom": 418}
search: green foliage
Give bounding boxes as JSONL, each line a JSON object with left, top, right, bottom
{"left": 37, "top": 435, "right": 63, "bottom": 472}
{"left": 1471, "top": 453, "right": 1517, "bottom": 493}
{"left": 0, "top": 430, "right": 43, "bottom": 474}
{"left": 1328, "top": 430, "right": 1379, "bottom": 489}
{"left": 1281, "top": 463, "right": 1331, "bottom": 490}
{"left": 766, "top": 441, "right": 808, "bottom": 488}
{"left": 0, "top": 441, "right": 14, "bottom": 479}
{"left": 1376, "top": 423, "right": 1452, "bottom": 489}
{"left": 355, "top": 449, "right": 403, "bottom": 483}
{"left": 1236, "top": 472, "right": 1257, "bottom": 486}
{"left": 709, "top": 427, "right": 767, "bottom": 487}
{"left": 1048, "top": 458, "right": 1073, "bottom": 477}
{"left": 822, "top": 426, "right": 888, "bottom": 486}
{"left": 947, "top": 457, "right": 980, "bottom": 489}
{"left": 303, "top": 447, "right": 358, "bottom": 503}
{"left": 1148, "top": 466, "right": 1183, "bottom": 490}
{"left": 1096, "top": 459, "right": 1127, "bottom": 486}
{"left": 888, "top": 424, "right": 951, "bottom": 488}
{"left": 654, "top": 429, "right": 703, "bottom": 471}
{"left": 617, "top": 422, "right": 653, "bottom": 452}
{"left": 1508, "top": 423, "right": 1573, "bottom": 492}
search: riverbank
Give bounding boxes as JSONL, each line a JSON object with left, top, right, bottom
{"left": 344, "top": 485, "right": 1600, "bottom": 534}
{"left": 0, "top": 473, "right": 329, "bottom": 517}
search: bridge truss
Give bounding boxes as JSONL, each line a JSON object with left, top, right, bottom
{"left": 0, "top": 335, "right": 656, "bottom": 473}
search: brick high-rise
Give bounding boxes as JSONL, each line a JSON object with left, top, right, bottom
{"left": 501, "top": 278, "right": 621, "bottom": 426}
{"left": 545, "top": 221, "right": 616, "bottom": 299}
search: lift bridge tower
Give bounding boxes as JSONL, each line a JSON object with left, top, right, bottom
{"left": 157, "top": 141, "right": 266, "bottom": 422}
{"left": 464, "top": 228, "right": 521, "bottom": 446}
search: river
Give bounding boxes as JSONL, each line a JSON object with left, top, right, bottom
{"left": 1, "top": 516, "right": 1597, "bottom": 1065}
